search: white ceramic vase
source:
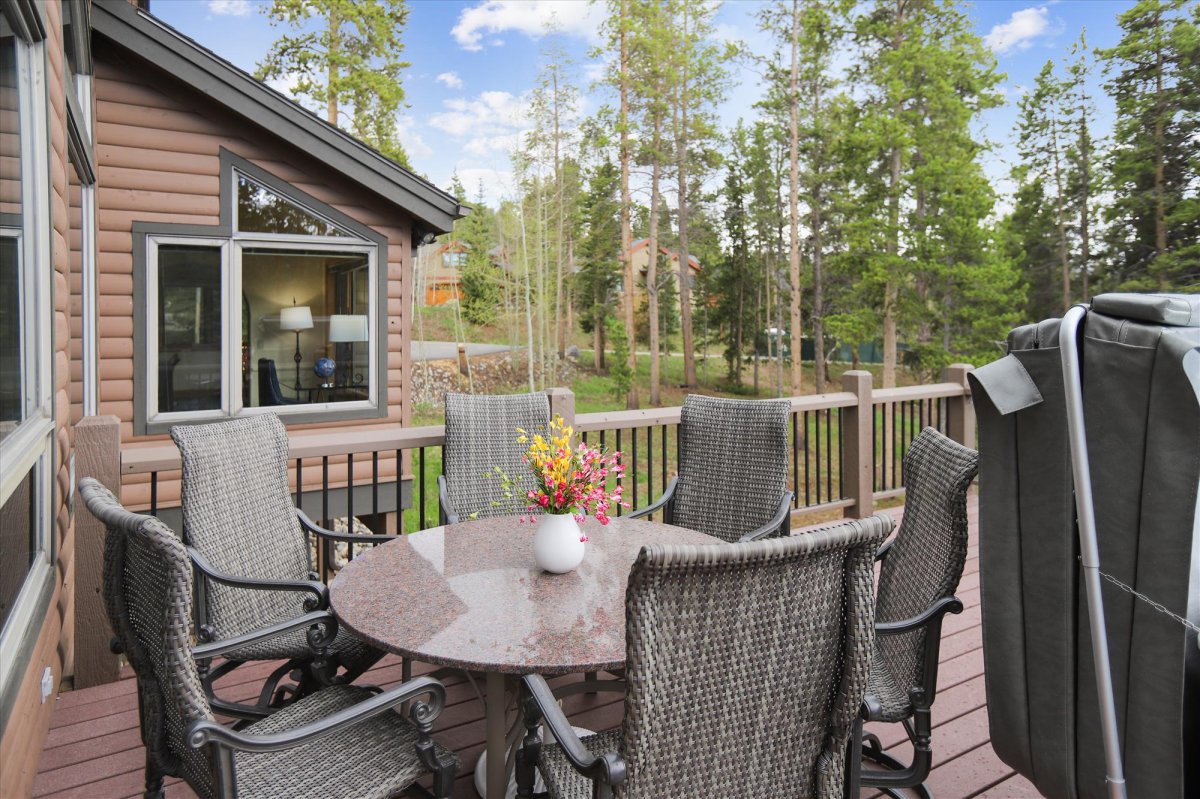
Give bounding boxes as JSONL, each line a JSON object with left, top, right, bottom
{"left": 533, "top": 513, "right": 585, "bottom": 573}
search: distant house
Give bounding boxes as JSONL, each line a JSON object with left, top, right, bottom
{"left": 415, "top": 239, "right": 509, "bottom": 306}
{"left": 626, "top": 237, "right": 701, "bottom": 305}
{"left": 419, "top": 239, "right": 470, "bottom": 305}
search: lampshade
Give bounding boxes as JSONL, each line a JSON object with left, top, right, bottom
{"left": 279, "top": 305, "right": 314, "bottom": 331}
{"left": 328, "top": 314, "right": 369, "bottom": 343}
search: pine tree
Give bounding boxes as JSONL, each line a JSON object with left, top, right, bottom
{"left": 575, "top": 160, "right": 622, "bottom": 370}
{"left": 1016, "top": 60, "right": 1073, "bottom": 311}
{"left": 1099, "top": 0, "right": 1200, "bottom": 290}
{"left": 256, "top": 0, "right": 412, "bottom": 166}
{"left": 1065, "top": 31, "right": 1100, "bottom": 299}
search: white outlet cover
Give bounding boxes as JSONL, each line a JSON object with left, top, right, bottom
{"left": 40, "top": 667, "right": 53, "bottom": 703}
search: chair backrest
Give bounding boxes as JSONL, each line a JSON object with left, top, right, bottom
{"left": 618, "top": 513, "right": 891, "bottom": 799}
{"left": 170, "top": 414, "right": 310, "bottom": 643}
{"left": 80, "top": 478, "right": 217, "bottom": 799}
{"left": 876, "top": 427, "right": 979, "bottom": 698}
{"left": 672, "top": 395, "right": 791, "bottom": 542}
{"left": 257, "top": 358, "right": 288, "bottom": 406}
{"left": 443, "top": 392, "right": 550, "bottom": 520}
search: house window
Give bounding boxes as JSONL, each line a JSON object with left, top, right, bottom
{"left": 137, "top": 154, "right": 387, "bottom": 432}
{"left": 0, "top": 8, "right": 55, "bottom": 693}
{"left": 443, "top": 250, "right": 466, "bottom": 268}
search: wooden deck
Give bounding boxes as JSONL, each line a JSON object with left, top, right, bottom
{"left": 32, "top": 495, "right": 1043, "bottom": 799}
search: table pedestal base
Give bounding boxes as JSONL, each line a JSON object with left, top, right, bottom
{"left": 474, "top": 724, "right": 596, "bottom": 799}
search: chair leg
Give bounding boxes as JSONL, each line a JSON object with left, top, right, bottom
{"left": 143, "top": 753, "right": 165, "bottom": 799}
{"left": 859, "top": 710, "right": 934, "bottom": 798}
{"left": 845, "top": 717, "right": 863, "bottom": 799}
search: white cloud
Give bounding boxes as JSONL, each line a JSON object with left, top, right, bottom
{"left": 455, "top": 167, "right": 516, "bottom": 205}
{"left": 208, "top": 0, "right": 252, "bottom": 16}
{"left": 451, "top": 1, "right": 605, "bottom": 51}
{"left": 396, "top": 118, "right": 433, "bottom": 161}
{"left": 436, "top": 71, "right": 464, "bottom": 90}
{"left": 464, "top": 131, "right": 527, "bottom": 158}
{"left": 429, "top": 90, "right": 532, "bottom": 138}
{"left": 985, "top": 7, "right": 1050, "bottom": 55}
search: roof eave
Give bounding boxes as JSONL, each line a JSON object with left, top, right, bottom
{"left": 92, "top": 0, "right": 461, "bottom": 234}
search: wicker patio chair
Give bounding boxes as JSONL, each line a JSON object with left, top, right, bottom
{"left": 629, "top": 394, "right": 794, "bottom": 542}
{"left": 515, "top": 513, "right": 894, "bottom": 799}
{"left": 79, "top": 478, "right": 457, "bottom": 799}
{"left": 439, "top": 392, "right": 551, "bottom": 525}
{"left": 851, "top": 427, "right": 979, "bottom": 798}
{"left": 170, "top": 414, "right": 387, "bottom": 720}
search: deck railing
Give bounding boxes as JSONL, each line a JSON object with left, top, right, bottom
{"left": 117, "top": 364, "right": 974, "bottom": 541}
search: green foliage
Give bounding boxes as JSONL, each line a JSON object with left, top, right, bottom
{"left": 256, "top": 0, "right": 412, "bottom": 167}
{"left": 606, "top": 317, "right": 634, "bottom": 402}
{"left": 454, "top": 180, "right": 501, "bottom": 326}
{"left": 575, "top": 160, "right": 622, "bottom": 343}
{"left": 1098, "top": 0, "right": 1200, "bottom": 291}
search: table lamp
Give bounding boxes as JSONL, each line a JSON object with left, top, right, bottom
{"left": 279, "top": 301, "right": 313, "bottom": 395}
{"left": 328, "top": 314, "right": 368, "bottom": 387}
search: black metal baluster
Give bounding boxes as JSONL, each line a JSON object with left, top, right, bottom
{"left": 149, "top": 473, "right": 158, "bottom": 516}
{"left": 418, "top": 447, "right": 427, "bottom": 530}
{"left": 826, "top": 408, "right": 833, "bottom": 502}
{"left": 372, "top": 451, "right": 379, "bottom": 520}
{"left": 321, "top": 456, "right": 330, "bottom": 580}
{"left": 836, "top": 408, "right": 844, "bottom": 499}
{"left": 891, "top": 401, "right": 898, "bottom": 491}
{"left": 646, "top": 425, "right": 653, "bottom": 515}
{"left": 616, "top": 429, "right": 623, "bottom": 516}
{"left": 792, "top": 412, "right": 800, "bottom": 508}
{"left": 661, "top": 423, "right": 667, "bottom": 490}
{"left": 346, "top": 453, "right": 354, "bottom": 561}
{"left": 803, "top": 411, "right": 811, "bottom": 507}
{"left": 631, "top": 426, "right": 638, "bottom": 511}
{"left": 295, "top": 458, "right": 303, "bottom": 509}
{"left": 815, "top": 409, "right": 823, "bottom": 504}
{"left": 396, "top": 449, "right": 404, "bottom": 534}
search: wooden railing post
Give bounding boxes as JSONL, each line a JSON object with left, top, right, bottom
{"left": 841, "top": 370, "right": 874, "bottom": 518}
{"left": 546, "top": 387, "right": 575, "bottom": 429}
{"left": 73, "top": 415, "right": 122, "bottom": 688}
{"left": 943, "top": 363, "right": 976, "bottom": 450}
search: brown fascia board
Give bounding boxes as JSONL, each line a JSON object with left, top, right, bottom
{"left": 91, "top": 0, "right": 464, "bottom": 234}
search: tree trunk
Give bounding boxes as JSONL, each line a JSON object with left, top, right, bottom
{"left": 882, "top": 0, "right": 904, "bottom": 390}
{"left": 676, "top": 3, "right": 697, "bottom": 388}
{"left": 553, "top": 67, "right": 566, "bottom": 361}
{"left": 1153, "top": 19, "right": 1166, "bottom": 282}
{"left": 648, "top": 131, "right": 663, "bottom": 407}
{"left": 1050, "top": 117, "right": 1071, "bottom": 312}
{"left": 326, "top": 8, "right": 339, "bottom": 125}
{"left": 1080, "top": 114, "right": 1091, "bottom": 298}
{"left": 811, "top": 74, "right": 826, "bottom": 393}
{"left": 787, "top": 0, "right": 803, "bottom": 396}
{"left": 618, "top": 0, "right": 638, "bottom": 408}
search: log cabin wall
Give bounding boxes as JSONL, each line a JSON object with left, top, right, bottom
{"left": 91, "top": 38, "right": 416, "bottom": 511}
{"left": 0, "top": 4, "right": 78, "bottom": 795}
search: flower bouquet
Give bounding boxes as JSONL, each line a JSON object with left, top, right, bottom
{"left": 490, "top": 415, "right": 627, "bottom": 572}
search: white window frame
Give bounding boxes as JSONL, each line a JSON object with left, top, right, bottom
{"left": 143, "top": 174, "right": 381, "bottom": 427}
{"left": 0, "top": 28, "right": 56, "bottom": 695}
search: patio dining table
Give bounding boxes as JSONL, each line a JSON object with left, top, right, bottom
{"left": 329, "top": 515, "right": 715, "bottom": 798}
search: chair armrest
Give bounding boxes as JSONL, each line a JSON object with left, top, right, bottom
{"left": 875, "top": 595, "right": 964, "bottom": 636}
{"left": 627, "top": 477, "right": 676, "bottom": 521}
{"left": 875, "top": 537, "right": 896, "bottom": 561}
{"left": 296, "top": 508, "right": 393, "bottom": 545}
{"left": 738, "top": 492, "right": 795, "bottom": 542}
{"left": 520, "top": 674, "right": 627, "bottom": 787}
{"left": 192, "top": 610, "right": 337, "bottom": 660}
{"left": 188, "top": 546, "right": 327, "bottom": 611}
{"left": 188, "top": 676, "right": 448, "bottom": 754}
{"left": 437, "top": 475, "right": 461, "bottom": 526}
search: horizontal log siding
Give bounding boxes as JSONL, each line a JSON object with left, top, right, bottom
{"left": 1, "top": 5, "right": 76, "bottom": 797}
{"left": 92, "top": 43, "right": 415, "bottom": 509}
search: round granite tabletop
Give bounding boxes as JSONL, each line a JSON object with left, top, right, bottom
{"left": 329, "top": 515, "right": 716, "bottom": 675}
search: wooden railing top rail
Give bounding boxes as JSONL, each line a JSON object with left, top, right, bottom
{"left": 120, "top": 373, "right": 974, "bottom": 476}
{"left": 873, "top": 382, "right": 968, "bottom": 402}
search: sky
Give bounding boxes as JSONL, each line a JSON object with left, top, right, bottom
{"left": 154, "top": 0, "right": 1133, "bottom": 212}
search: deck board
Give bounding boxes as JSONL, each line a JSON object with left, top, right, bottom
{"left": 33, "top": 495, "right": 1041, "bottom": 798}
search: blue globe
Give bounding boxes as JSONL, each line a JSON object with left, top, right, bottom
{"left": 313, "top": 357, "right": 336, "bottom": 379}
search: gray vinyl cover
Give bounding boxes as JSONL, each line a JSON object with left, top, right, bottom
{"left": 968, "top": 293, "right": 1200, "bottom": 799}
